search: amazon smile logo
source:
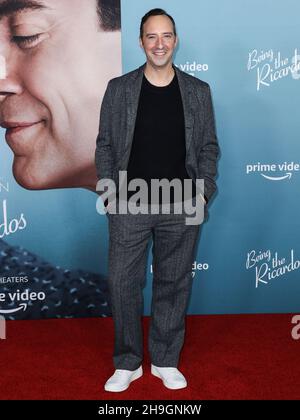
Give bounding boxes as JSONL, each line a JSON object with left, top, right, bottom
{"left": 246, "top": 161, "right": 299, "bottom": 180}
{"left": 0, "top": 302, "right": 27, "bottom": 314}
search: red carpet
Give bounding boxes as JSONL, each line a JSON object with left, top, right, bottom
{"left": 0, "top": 314, "right": 299, "bottom": 400}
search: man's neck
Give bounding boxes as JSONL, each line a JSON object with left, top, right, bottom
{"left": 144, "top": 62, "right": 175, "bottom": 87}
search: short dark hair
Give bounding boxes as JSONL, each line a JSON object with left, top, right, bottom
{"left": 97, "top": 0, "right": 121, "bottom": 31}
{"left": 140, "top": 8, "right": 177, "bottom": 38}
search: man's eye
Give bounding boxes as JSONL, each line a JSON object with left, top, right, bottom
{"left": 12, "top": 34, "right": 41, "bottom": 48}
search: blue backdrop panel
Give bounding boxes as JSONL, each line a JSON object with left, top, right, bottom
{"left": 121, "top": 0, "right": 300, "bottom": 314}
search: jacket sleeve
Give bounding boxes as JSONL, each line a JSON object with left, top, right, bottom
{"left": 95, "top": 80, "right": 115, "bottom": 182}
{"left": 198, "top": 84, "right": 220, "bottom": 203}
{"left": 94, "top": 80, "right": 118, "bottom": 207}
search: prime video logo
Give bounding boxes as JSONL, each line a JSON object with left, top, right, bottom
{"left": 0, "top": 289, "right": 46, "bottom": 315}
{"left": 175, "top": 61, "right": 209, "bottom": 76}
{"left": 246, "top": 161, "right": 299, "bottom": 180}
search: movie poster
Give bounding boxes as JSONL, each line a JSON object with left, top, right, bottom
{"left": 0, "top": 0, "right": 122, "bottom": 319}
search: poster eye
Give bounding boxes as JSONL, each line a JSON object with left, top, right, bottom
{"left": 12, "top": 34, "right": 41, "bottom": 48}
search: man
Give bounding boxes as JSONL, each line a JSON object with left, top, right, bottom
{"left": 95, "top": 8, "right": 219, "bottom": 392}
{"left": 0, "top": 0, "right": 121, "bottom": 320}
{"left": 0, "top": 0, "right": 121, "bottom": 191}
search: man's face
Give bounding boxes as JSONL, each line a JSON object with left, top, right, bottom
{"left": 140, "top": 15, "right": 177, "bottom": 69}
{"left": 0, "top": 0, "right": 121, "bottom": 190}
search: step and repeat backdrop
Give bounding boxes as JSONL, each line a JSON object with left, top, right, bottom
{"left": 0, "top": 0, "right": 299, "bottom": 319}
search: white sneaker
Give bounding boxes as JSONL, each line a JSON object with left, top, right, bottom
{"left": 151, "top": 364, "right": 187, "bottom": 390}
{"left": 104, "top": 366, "right": 143, "bottom": 392}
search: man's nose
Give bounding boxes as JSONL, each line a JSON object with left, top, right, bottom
{"left": 0, "top": 55, "right": 22, "bottom": 101}
{"left": 155, "top": 36, "right": 164, "bottom": 49}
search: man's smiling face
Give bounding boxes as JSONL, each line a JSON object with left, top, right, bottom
{"left": 0, "top": 0, "right": 121, "bottom": 190}
{"left": 140, "top": 14, "right": 177, "bottom": 70}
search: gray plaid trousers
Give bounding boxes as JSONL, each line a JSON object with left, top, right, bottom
{"left": 107, "top": 207, "right": 201, "bottom": 370}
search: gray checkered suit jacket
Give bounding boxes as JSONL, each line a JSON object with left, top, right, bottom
{"left": 95, "top": 62, "right": 219, "bottom": 216}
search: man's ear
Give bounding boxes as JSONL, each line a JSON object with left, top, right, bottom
{"left": 139, "top": 36, "right": 144, "bottom": 49}
{"left": 174, "top": 35, "right": 179, "bottom": 48}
